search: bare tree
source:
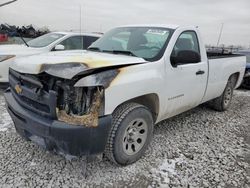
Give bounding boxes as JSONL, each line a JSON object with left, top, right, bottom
{"left": 0, "top": 0, "right": 18, "bottom": 7}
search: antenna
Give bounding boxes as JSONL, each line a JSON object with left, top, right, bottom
{"left": 217, "top": 23, "right": 224, "bottom": 47}
{"left": 79, "top": 5, "right": 82, "bottom": 33}
{"left": 79, "top": 4, "right": 84, "bottom": 49}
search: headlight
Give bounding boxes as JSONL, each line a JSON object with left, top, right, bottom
{"left": 0, "top": 55, "right": 15, "bottom": 62}
{"left": 56, "top": 84, "right": 104, "bottom": 127}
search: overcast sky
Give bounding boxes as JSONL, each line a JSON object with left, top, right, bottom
{"left": 1, "top": 0, "right": 250, "bottom": 47}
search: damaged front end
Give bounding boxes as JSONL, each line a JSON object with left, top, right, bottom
{"left": 8, "top": 68, "right": 113, "bottom": 128}
{"left": 5, "top": 55, "right": 146, "bottom": 156}
{"left": 6, "top": 68, "right": 114, "bottom": 155}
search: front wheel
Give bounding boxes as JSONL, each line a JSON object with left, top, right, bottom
{"left": 105, "top": 103, "right": 154, "bottom": 165}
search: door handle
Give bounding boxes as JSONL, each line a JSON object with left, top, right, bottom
{"left": 196, "top": 70, "right": 205, "bottom": 75}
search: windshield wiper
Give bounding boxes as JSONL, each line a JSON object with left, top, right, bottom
{"left": 16, "top": 30, "right": 29, "bottom": 47}
{"left": 20, "top": 35, "right": 29, "bottom": 47}
{"left": 88, "top": 47, "right": 101, "bottom": 52}
{"left": 104, "top": 50, "right": 137, "bottom": 57}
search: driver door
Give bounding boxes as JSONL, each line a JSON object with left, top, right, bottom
{"left": 165, "top": 31, "right": 208, "bottom": 117}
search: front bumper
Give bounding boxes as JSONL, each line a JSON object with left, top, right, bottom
{"left": 4, "top": 90, "right": 112, "bottom": 156}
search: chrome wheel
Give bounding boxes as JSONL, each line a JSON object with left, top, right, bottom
{"left": 224, "top": 86, "right": 232, "bottom": 106}
{"left": 122, "top": 118, "right": 148, "bottom": 155}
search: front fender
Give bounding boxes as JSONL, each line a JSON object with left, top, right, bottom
{"left": 74, "top": 69, "right": 119, "bottom": 88}
{"left": 104, "top": 64, "right": 164, "bottom": 116}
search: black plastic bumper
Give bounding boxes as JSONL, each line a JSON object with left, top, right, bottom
{"left": 4, "top": 91, "right": 112, "bottom": 156}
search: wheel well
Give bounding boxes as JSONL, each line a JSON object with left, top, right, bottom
{"left": 116, "top": 94, "right": 159, "bottom": 122}
{"left": 229, "top": 72, "right": 240, "bottom": 88}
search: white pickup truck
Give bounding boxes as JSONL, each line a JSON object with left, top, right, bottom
{"left": 5, "top": 25, "right": 246, "bottom": 165}
{"left": 0, "top": 32, "right": 101, "bottom": 87}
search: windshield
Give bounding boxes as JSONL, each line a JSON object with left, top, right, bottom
{"left": 89, "top": 27, "right": 173, "bottom": 61}
{"left": 27, "top": 33, "right": 65, "bottom": 48}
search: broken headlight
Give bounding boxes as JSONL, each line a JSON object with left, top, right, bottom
{"left": 56, "top": 83, "right": 104, "bottom": 127}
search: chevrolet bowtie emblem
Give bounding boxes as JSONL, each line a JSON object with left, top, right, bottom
{"left": 15, "top": 84, "right": 22, "bottom": 94}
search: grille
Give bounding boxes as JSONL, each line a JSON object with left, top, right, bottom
{"left": 9, "top": 69, "right": 57, "bottom": 118}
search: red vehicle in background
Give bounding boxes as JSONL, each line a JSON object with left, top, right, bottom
{"left": 0, "top": 33, "right": 8, "bottom": 42}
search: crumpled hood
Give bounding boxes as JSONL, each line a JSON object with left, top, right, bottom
{"left": 0, "top": 44, "right": 42, "bottom": 56}
{"left": 11, "top": 50, "right": 147, "bottom": 79}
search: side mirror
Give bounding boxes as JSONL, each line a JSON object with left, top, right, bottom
{"left": 54, "top": 44, "right": 65, "bottom": 51}
{"left": 171, "top": 50, "right": 201, "bottom": 67}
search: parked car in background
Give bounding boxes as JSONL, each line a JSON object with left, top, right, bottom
{"left": 237, "top": 50, "right": 250, "bottom": 89}
{"left": 0, "top": 33, "right": 8, "bottom": 42}
{"left": 5, "top": 25, "right": 246, "bottom": 165}
{"left": 0, "top": 32, "right": 101, "bottom": 88}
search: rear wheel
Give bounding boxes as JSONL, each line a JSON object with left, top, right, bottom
{"left": 210, "top": 79, "right": 234, "bottom": 111}
{"left": 105, "top": 103, "right": 154, "bottom": 165}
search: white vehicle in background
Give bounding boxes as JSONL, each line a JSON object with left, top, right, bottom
{"left": 0, "top": 32, "right": 101, "bottom": 87}
{"left": 5, "top": 25, "right": 246, "bottom": 165}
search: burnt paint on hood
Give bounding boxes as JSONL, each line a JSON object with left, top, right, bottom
{"left": 11, "top": 50, "right": 148, "bottom": 79}
{"left": 40, "top": 63, "right": 89, "bottom": 79}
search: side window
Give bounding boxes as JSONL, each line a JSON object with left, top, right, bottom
{"left": 171, "top": 31, "right": 201, "bottom": 67}
{"left": 83, "top": 36, "right": 99, "bottom": 49}
{"left": 59, "top": 36, "right": 83, "bottom": 50}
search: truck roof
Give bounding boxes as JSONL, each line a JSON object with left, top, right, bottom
{"left": 117, "top": 24, "right": 180, "bottom": 29}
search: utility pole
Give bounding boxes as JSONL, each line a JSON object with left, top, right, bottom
{"left": 217, "top": 23, "right": 224, "bottom": 47}
{"left": 100, "top": 25, "right": 102, "bottom": 33}
{"left": 79, "top": 5, "right": 82, "bottom": 33}
{"left": 0, "top": 0, "right": 18, "bottom": 7}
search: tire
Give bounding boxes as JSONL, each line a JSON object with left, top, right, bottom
{"left": 210, "top": 79, "right": 234, "bottom": 111}
{"left": 105, "top": 103, "right": 154, "bottom": 166}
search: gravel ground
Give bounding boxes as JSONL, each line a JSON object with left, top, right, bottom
{"left": 0, "top": 89, "right": 250, "bottom": 187}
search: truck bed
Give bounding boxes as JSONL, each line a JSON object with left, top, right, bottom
{"left": 202, "top": 54, "right": 246, "bottom": 103}
{"left": 207, "top": 52, "right": 244, "bottom": 59}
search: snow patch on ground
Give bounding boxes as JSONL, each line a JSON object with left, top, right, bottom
{"left": 152, "top": 157, "right": 184, "bottom": 187}
{"left": 235, "top": 89, "right": 250, "bottom": 97}
{"left": 0, "top": 94, "right": 13, "bottom": 132}
{"left": 0, "top": 111, "right": 12, "bottom": 132}
{"left": 30, "top": 162, "right": 37, "bottom": 166}
{"left": 151, "top": 156, "right": 186, "bottom": 187}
